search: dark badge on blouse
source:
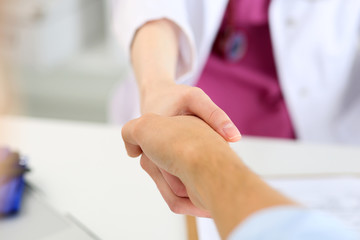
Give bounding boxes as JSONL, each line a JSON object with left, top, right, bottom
{"left": 215, "top": 27, "right": 247, "bottom": 63}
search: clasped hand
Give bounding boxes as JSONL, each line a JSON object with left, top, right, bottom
{"left": 123, "top": 82, "right": 241, "bottom": 217}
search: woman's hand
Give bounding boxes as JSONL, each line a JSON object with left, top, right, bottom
{"left": 141, "top": 81, "right": 241, "bottom": 141}
{"left": 132, "top": 20, "right": 241, "bottom": 142}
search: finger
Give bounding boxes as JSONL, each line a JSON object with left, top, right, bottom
{"left": 121, "top": 119, "right": 143, "bottom": 157}
{"left": 124, "top": 141, "right": 143, "bottom": 158}
{"left": 185, "top": 88, "right": 241, "bottom": 142}
{"left": 140, "top": 155, "right": 211, "bottom": 217}
{"left": 159, "top": 168, "right": 188, "bottom": 198}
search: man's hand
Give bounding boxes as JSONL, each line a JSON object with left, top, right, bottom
{"left": 122, "top": 114, "right": 231, "bottom": 217}
{"left": 122, "top": 114, "right": 295, "bottom": 239}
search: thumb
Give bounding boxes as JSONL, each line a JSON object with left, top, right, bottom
{"left": 121, "top": 118, "right": 143, "bottom": 158}
{"left": 186, "top": 88, "right": 241, "bottom": 142}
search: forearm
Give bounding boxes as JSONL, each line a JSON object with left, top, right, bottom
{"left": 131, "top": 19, "right": 179, "bottom": 96}
{"left": 185, "top": 147, "right": 295, "bottom": 239}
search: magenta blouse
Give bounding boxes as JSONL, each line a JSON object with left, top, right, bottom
{"left": 196, "top": 0, "right": 296, "bottom": 139}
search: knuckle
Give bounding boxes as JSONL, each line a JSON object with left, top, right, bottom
{"left": 208, "top": 108, "right": 221, "bottom": 124}
{"left": 168, "top": 201, "right": 182, "bottom": 214}
{"left": 132, "top": 113, "right": 157, "bottom": 137}
{"left": 184, "top": 87, "right": 204, "bottom": 102}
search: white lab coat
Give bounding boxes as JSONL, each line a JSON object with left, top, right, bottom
{"left": 112, "top": 0, "right": 360, "bottom": 145}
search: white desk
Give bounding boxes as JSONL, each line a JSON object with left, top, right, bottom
{"left": 1, "top": 117, "right": 360, "bottom": 240}
{"left": 1, "top": 117, "right": 187, "bottom": 240}
{"left": 231, "top": 138, "right": 360, "bottom": 177}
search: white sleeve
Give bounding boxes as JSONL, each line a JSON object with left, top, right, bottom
{"left": 112, "top": 0, "right": 228, "bottom": 85}
{"left": 229, "top": 207, "right": 358, "bottom": 240}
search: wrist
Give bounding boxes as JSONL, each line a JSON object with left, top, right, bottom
{"left": 138, "top": 77, "right": 175, "bottom": 112}
{"left": 139, "top": 76, "right": 174, "bottom": 96}
{"left": 183, "top": 146, "right": 295, "bottom": 239}
{"left": 182, "top": 142, "right": 243, "bottom": 208}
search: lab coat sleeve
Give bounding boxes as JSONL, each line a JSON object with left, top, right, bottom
{"left": 228, "top": 207, "right": 358, "bottom": 240}
{"left": 112, "top": 0, "right": 196, "bottom": 81}
{"left": 112, "top": 0, "right": 229, "bottom": 85}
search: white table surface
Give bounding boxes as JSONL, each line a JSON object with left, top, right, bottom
{"left": 1, "top": 117, "right": 360, "bottom": 240}
{"left": 0, "top": 117, "right": 186, "bottom": 240}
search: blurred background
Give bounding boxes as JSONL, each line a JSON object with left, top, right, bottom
{"left": 0, "top": 0, "right": 128, "bottom": 123}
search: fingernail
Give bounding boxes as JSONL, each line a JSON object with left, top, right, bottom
{"left": 223, "top": 123, "right": 241, "bottom": 141}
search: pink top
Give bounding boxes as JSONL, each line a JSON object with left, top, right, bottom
{"left": 196, "top": 0, "right": 296, "bottom": 139}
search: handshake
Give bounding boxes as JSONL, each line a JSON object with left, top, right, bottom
{"left": 122, "top": 114, "right": 294, "bottom": 239}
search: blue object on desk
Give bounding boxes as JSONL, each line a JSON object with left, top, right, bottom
{"left": 0, "top": 175, "right": 26, "bottom": 215}
{"left": 0, "top": 148, "right": 29, "bottom": 216}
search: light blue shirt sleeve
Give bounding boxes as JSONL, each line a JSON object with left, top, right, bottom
{"left": 228, "top": 207, "right": 358, "bottom": 240}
